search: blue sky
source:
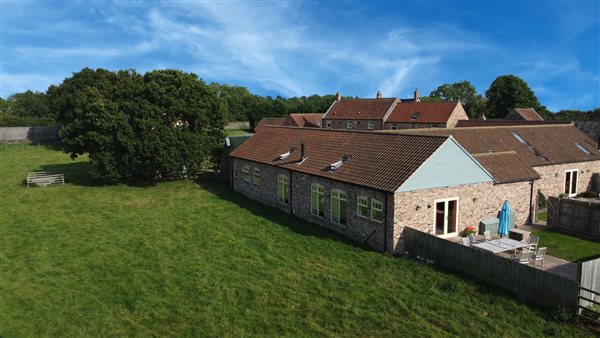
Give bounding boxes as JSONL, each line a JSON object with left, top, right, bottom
{"left": 2, "top": 1, "right": 599, "bottom": 111}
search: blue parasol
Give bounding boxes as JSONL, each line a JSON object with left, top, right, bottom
{"left": 498, "top": 200, "right": 510, "bottom": 239}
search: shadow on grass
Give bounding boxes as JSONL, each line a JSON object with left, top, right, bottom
{"left": 37, "top": 161, "right": 158, "bottom": 188}
{"left": 195, "top": 176, "right": 372, "bottom": 252}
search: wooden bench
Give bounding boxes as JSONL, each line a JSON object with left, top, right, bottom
{"left": 26, "top": 172, "right": 64, "bottom": 187}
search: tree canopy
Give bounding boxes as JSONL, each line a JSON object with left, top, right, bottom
{"left": 485, "top": 75, "right": 543, "bottom": 118}
{"left": 51, "top": 68, "right": 227, "bottom": 180}
{"left": 423, "top": 80, "right": 487, "bottom": 118}
{"left": 0, "top": 90, "right": 55, "bottom": 126}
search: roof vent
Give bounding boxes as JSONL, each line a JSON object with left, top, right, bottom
{"left": 411, "top": 112, "right": 420, "bottom": 120}
{"left": 278, "top": 147, "right": 296, "bottom": 160}
{"left": 328, "top": 155, "right": 351, "bottom": 171}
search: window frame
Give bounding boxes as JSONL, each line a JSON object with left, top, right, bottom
{"left": 325, "top": 121, "right": 332, "bottom": 128}
{"left": 253, "top": 167, "right": 260, "bottom": 185}
{"left": 371, "top": 199, "right": 384, "bottom": 223}
{"left": 564, "top": 169, "right": 578, "bottom": 197}
{"left": 367, "top": 121, "right": 374, "bottom": 130}
{"left": 277, "top": 175, "right": 289, "bottom": 204}
{"left": 346, "top": 122, "right": 353, "bottom": 129}
{"left": 331, "top": 189, "right": 347, "bottom": 225}
{"left": 242, "top": 166, "right": 250, "bottom": 182}
{"left": 432, "top": 197, "right": 459, "bottom": 238}
{"left": 390, "top": 124, "right": 398, "bottom": 130}
{"left": 357, "top": 196, "right": 369, "bottom": 219}
{"left": 311, "top": 183, "right": 325, "bottom": 217}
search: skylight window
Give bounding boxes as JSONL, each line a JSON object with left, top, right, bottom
{"left": 575, "top": 143, "right": 592, "bottom": 156}
{"left": 511, "top": 132, "right": 528, "bottom": 144}
{"left": 328, "top": 155, "right": 351, "bottom": 171}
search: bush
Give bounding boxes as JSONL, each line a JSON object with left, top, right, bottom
{"left": 537, "top": 190, "right": 547, "bottom": 209}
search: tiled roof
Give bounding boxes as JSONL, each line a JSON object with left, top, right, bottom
{"left": 254, "top": 118, "right": 287, "bottom": 131}
{"left": 455, "top": 120, "right": 570, "bottom": 128}
{"left": 286, "top": 113, "right": 323, "bottom": 128}
{"left": 230, "top": 126, "right": 448, "bottom": 192}
{"left": 324, "top": 98, "right": 397, "bottom": 120}
{"left": 472, "top": 152, "right": 541, "bottom": 183}
{"left": 506, "top": 108, "right": 544, "bottom": 121}
{"left": 388, "top": 124, "right": 600, "bottom": 167}
{"left": 385, "top": 102, "right": 460, "bottom": 123}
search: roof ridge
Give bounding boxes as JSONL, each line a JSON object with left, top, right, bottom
{"left": 385, "top": 123, "right": 574, "bottom": 132}
{"left": 262, "top": 125, "right": 450, "bottom": 138}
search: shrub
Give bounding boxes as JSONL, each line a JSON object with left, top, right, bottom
{"left": 537, "top": 190, "right": 547, "bottom": 209}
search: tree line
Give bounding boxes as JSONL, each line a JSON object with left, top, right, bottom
{"left": 1, "top": 70, "right": 598, "bottom": 129}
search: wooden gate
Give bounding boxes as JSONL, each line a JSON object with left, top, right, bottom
{"left": 546, "top": 197, "right": 558, "bottom": 226}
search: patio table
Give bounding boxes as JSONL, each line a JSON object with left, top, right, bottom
{"left": 472, "top": 238, "right": 529, "bottom": 254}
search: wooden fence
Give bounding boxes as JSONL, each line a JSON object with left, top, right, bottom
{"left": 403, "top": 227, "right": 579, "bottom": 310}
{"left": 578, "top": 257, "right": 600, "bottom": 324}
{"left": 547, "top": 197, "right": 600, "bottom": 237}
{"left": 0, "top": 126, "right": 59, "bottom": 142}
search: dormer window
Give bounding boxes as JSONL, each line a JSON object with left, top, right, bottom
{"left": 328, "top": 155, "right": 351, "bottom": 171}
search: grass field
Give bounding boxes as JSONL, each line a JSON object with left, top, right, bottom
{"left": 532, "top": 229, "right": 600, "bottom": 262}
{"left": 0, "top": 145, "right": 595, "bottom": 337}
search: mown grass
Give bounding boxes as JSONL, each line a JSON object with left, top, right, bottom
{"left": 533, "top": 229, "right": 600, "bottom": 262}
{"left": 0, "top": 144, "right": 595, "bottom": 337}
{"left": 538, "top": 210, "right": 548, "bottom": 222}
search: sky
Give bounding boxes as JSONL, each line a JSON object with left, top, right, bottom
{"left": 1, "top": 1, "right": 599, "bottom": 111}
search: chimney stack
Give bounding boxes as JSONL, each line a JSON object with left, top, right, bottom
{"left": 376, "top": 91, "right": 382, "bottom": 99}
{"left": 414, "top": 88, "right": 419, "bottom": 101}
{"left": 335, "top": 92, "right": 341, "bottom": 101}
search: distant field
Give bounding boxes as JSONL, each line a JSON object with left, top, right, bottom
{"left": 0, "top": 145, "right": 594, "bottom": 337}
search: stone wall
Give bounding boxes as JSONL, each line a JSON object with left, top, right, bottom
{"left": 323, "top": 119, "right": 383, "bottom": 130}
{"left": 446, "top": 104, "right": 469, "bottom": 128}
{"left": 533, "top": 160, "right": 600, "bottom": 200}
{"left": 0, "top": 126, "right": 59, "bottom": 142}
{"left": 392, "top": 180, "right": 533, "bottom": 253}
{"left": 231, "top": 158, "right": 394, "bottom": 252}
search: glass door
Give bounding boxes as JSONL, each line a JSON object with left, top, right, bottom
{"left": 434, "top": 198, "right": 459, "bottom": 237}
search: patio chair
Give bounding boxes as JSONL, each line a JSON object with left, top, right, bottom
{"left": 529, "top": 247, "right": 547, "bottom": 267}
{"left": 484, "top": 231, "right": 491, "bottom": 241}
{"left": 528, "top": 235, "right": 539, "bottom": 251}
{"left": 512, "top": 250, "right": 531, "bottom": 264}
{"left": 462, "top": 237, "right": 471, "bottom": 246}
{"left": 468, "top": 233, "right": 479, "bottom": 245}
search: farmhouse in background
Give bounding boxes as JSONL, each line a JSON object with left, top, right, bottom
{"left": 321, "top": 90, "right": 468, "bottom": 130}
{"left": 504, "top": 108, "right": 545, "bottom": 121}
{"left": 254, "top": 113, "right": 324, "bottom": 132}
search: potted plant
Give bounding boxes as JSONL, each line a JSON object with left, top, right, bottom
{"left": 460, "top": 226, "right": 477, "bottom": 237}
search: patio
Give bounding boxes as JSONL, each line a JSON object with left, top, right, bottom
{"left": 449, "top": 229, "right": 579, "bottom": 281}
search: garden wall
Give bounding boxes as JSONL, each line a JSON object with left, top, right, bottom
{"left": 403, "top": 227, "right": 579, "bottom": 310}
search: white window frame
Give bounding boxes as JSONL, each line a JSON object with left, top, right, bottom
{"left": 277, "top": 175, "right": 289, "bottom": 204}
{"left": 242, "top": 166, "right": 250, "bottom": 182}
{"left": 253, "top": 168, "right": 260, "bottom": 185}
{"left": 367, "top": 121, "right": 374, "bottom": 130}
{"left": 331, "top": 189, "right": 347, "bottom": 225}
{"left": 357, "top": 196, "right": 369, "bottom": 218}
{"left": 564, "top": 169, "right": 578, "bottom": 197}
{"left": 311, "top": 183, "right": 325, "bottom": 217}
{"left": 325, "top": 121, "right": 332, "bottom": 128}
{"left": 433, "top": 197, "right": 459, "bottom": 238}
{"left": 390, "top": 124, "right": 398, "bottom": 130}
{"left": 371, "top": 199, "right": 383, "bottom": 223}
{"left": 346, "top": 122, "right": 353, "bottom": 129}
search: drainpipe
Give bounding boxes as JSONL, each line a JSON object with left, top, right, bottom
{"left": 384, "top": 193, "right": 389, "bottom": 252}
{"left": 528, "top": 179, "right": 534, "bottom": 224}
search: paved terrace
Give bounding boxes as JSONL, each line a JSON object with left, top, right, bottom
{"left": 449, "top": 228, "right": 578, "bottom": 281}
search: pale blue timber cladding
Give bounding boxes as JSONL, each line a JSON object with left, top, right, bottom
{"left": 397, "top": 138, "right": 493, "bottom": 192}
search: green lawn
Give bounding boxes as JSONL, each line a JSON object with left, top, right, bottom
{"left": 0, "top": 145, "right": 595, "bottom": 337}
{"left": 538, "top": 210, "right": 547, "bottom": 222}
{"left": 533, "top": 229, "right": 600, "bottom": 262}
